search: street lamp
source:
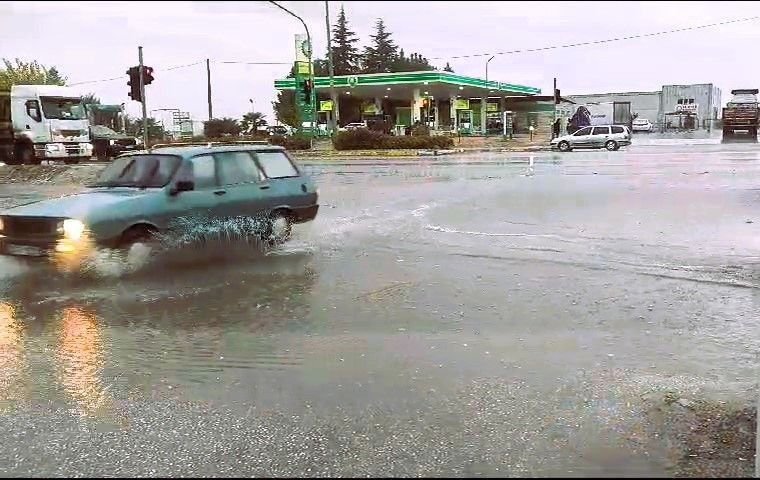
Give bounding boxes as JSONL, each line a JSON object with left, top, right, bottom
{"left": 268, "top": 1, "right": 315, "bottom": 148}
{"left": 483, "top": 55, "right": 495, "bottom": 136}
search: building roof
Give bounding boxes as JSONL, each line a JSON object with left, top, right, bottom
{"left": 506, "top": 95, "right": 575, "bottom": 104}
{"left": 275, "top": 70, "right": 541, "bottom": 100}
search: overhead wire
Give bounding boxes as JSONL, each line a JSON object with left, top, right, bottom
{"left": 429, "top": 15, "right": 760, "bottom": 60}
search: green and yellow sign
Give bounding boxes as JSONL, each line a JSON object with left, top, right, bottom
{"left": 487, "top": 103, "right": 499, "bottom": 112}
{"left": 454, "top": 99, "right": 470, "bottom": 110}
{"left": 319, "top": 100, "right": 334, "bottom": 112}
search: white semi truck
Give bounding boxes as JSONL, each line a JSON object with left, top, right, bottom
{"left": 0, "top": 85, "right": 93, "bottom": 165}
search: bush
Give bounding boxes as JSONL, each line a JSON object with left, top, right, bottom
{"left": 270, "top": 134, "right": 311, "bottom": 151}
{"left": 410, "top": 124, "right": 430, "bottom": 136}
{"left": 333, "top": 129, "right": 454, "bottom": 150}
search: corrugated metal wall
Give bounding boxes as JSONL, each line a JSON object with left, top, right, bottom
{"left": 566, "top": 91, "right": 661, "bottom": 124}
{"left": 660, "top": 84, "right": 720, "bottom": 126}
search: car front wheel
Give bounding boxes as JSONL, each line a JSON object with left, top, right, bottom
{"left": 558, "top": 140, "right": 571, "bottom": 152}
{"left": 605, "top": 140, "right": 619, "bottom": 151}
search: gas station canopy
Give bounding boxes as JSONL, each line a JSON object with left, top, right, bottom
{"left": 274, "top": 70, "right": 541, "bottom": 100}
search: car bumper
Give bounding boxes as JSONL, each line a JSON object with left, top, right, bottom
{"left": 0, "top": 234, "right": 101, "bottom": 258}
{"left": 292, "top": 204, "right": 319, "bottom": 223}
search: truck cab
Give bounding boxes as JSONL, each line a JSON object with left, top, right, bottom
{"left": 0, "top": 85, "right": 93, "bottom": 165}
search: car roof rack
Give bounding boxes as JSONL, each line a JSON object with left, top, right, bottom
{"left": 149, "top": 140, "right": 273, "bottom": 150}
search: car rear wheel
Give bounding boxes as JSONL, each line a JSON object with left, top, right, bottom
{"left": 265, "top": 212, "right": 292, "bottom": 245}
{"left": 605, "top": 140, "right": 619, "bottom": 151}
{"left": 558, "top": 140, "right": 571, "bottom": 152}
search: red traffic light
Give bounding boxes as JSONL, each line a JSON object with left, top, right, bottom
{"left": 142, "top": 66, "right": 154, "bottom": 86}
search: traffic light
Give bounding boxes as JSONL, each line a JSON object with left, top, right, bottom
{"left": 127, "top": 66, "right": 142, "bottom": 103}
{"left": 142, "top": 66, "right": 154, "bottom": 86}
{"left": 301, "top": 79, "right": 313, "bottom": 103}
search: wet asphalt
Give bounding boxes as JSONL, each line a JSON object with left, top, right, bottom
{"left": 0, "top": 141, "right": 759, "bottom": 477}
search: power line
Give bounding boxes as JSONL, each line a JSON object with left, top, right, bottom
{"left": 66, "top": 59, "right": 289, "bottom": 87}
{"left": 67, "top": 60, "right": 204, "bottom": 86}
{"left": 430, "top": 15, "right": 760, "bottom": 61}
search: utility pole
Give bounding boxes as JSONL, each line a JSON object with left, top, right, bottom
{"left": 325, "top": 0, "right": 339, "bottom": 134}
{"left": 483, "top": 55, "right": 494, "bottom": 136}
{"left": 138, "top": 46, "right": 148, "bottom": 149}
{"left": 206, "top": 59, "right": 213, "bottom": 120}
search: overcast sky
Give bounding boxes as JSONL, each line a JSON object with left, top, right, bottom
{"left": 1, "top": 1, "right": 758, "bottom": 126}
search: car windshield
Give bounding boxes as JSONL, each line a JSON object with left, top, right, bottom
{"left": 40, "top": 97, "right": 87, "bottom": 120}
{"left": 90, "top": 154, "right": 181, "bottom": 188}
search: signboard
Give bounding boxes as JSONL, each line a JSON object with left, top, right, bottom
{"left": 294, "top": 34, "right": 310, "bottom": 62}
{"left": 363, "top": 102, "right": 378, "bottom": 114}
{"left": 347, "top": 76, "right": 359, "bottom": 88}
{"left": 454, "top": 99, "right": 470, "bottom": 110}
{"left": 486, "top": 103, "right": 498, "bottom": 112}
{"left": 296, "top": 61, "right": 311, "bottom": 75}
{"left": 676, "top": 104, "right": 698, "bottom": 113}
{"left": 319, "top": 100, "right": 333, "bottom": 112}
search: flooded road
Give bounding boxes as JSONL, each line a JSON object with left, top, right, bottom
{"left": 1, "top": 143, "right": 759, "bottom": 476}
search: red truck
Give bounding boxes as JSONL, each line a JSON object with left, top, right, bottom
{"left": 722, "top": 89, "right": 759, "bottom": 142}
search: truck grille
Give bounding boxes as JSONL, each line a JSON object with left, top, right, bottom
{"left": 2, "top": 217, "right": 59, "bottom": 237}
{"left": 64, "top": 144, "right": 80, "bottom": 155}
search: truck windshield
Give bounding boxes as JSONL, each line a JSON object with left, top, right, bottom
{"left": 40, "top": 97, "right": 87, "bottom": 120}
{"left": 90, "top": 154, "right": 181, "bottom": 188}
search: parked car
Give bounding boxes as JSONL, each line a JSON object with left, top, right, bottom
{"left": 266, "top": 125, "right": 290, "bottom": 136}
{"left": 631, "top": 118, "right": 654, "bottom": 133}
{"left": 0, "top": 144, "right": 319, "bottom": 258}
{"left": 339, "top": 122, "right": 367, "bottom": 132}
{"left": 550, "top": 125, "right": 632, "bottom": 152}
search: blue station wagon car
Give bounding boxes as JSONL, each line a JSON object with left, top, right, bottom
{"left": 0, "top": 144, "right": 319, "bottom": 257}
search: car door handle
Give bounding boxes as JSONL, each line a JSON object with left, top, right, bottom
{"left": 259, "top": 184, "right": 270, "bottom": 190}
{"left": 214, "top": 190, "right": 227, "bottom": 196}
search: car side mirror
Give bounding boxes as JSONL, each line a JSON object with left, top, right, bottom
{"left": 170, "top": 180, "right": 194, "bottom": 195}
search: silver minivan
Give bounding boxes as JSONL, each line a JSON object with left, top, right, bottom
{"left": 550, "top": 125, "right": 632, "bottom": 151}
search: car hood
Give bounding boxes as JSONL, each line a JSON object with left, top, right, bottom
{"left": 1, "top": 188, "right": 146, "bottom": 219}
{"left": 551, "top": 135, "right": 574, "bottom": 142}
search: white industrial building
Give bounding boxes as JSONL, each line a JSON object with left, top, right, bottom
{"left": 567, "top": 84, "right": 721, "bottom": 131}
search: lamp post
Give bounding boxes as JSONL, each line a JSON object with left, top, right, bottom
{"left": 325, "top": 0, "right": 339, "bottom": 135}
{"left": 269, "top": 1, "right": 315, "bottom": 148}
{"left": 483, "top": 55, "right": 495, "bottom": 136}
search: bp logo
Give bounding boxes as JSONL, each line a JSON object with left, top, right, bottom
{"left": 300, "top": 39, "right": 312, "bottom": 58}
{"left": 347, "top": 76, "right": 359, "bottom": 88}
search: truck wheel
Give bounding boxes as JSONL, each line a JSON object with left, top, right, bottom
{"left": 1, "top": 147, "right": 20, "bottom": 165}
{"left": 558, "top": 140, "right": 571, "bottom": 152}
{"left": 15, "top": 143, "right": 39, "bottom": 165}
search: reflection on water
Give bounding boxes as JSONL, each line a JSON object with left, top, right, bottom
{"left": 55, "top": 305, "right": 112, "bottom": 416}
{"left": 0, "top": 302, "right": 26, "bottom": 410}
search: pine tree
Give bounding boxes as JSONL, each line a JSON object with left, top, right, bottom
{"left": 362, "top": 19, "right": 398, "bottom": 74}
{"left": 443, "top": 62, "right": 454, "bottom": 73}
{"left": 331, "top": 5, "right": 360, "bottom": 75}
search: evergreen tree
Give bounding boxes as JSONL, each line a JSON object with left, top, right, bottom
{"left": 362, "top": 19, "right": 398, "bottom": 74}
{"left": 443, "top": 62, "right": 454, "bottom": 73}
{"left": 331, "top": 5, "right": 361, "bottom": 75}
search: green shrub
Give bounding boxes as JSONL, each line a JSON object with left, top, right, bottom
{"left": 270, "top": 134, "right": 311, "bottom": 150}
{"left": 333, "top": 129, "right": 453, "bottom": 150}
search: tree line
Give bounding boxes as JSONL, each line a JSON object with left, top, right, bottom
{"left": 273, "top": 8, "right": 453, "bottom": 127}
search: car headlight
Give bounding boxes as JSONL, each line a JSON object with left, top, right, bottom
{"left": 61, "top": 219, "right": 85, "bottom": 241}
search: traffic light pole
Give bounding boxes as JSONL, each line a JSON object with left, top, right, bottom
{"left": 138, "top": 46, "right": 148, "bottom": 149}
{"left": 268, "top": 1, "right": 315, "bottom": 148}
